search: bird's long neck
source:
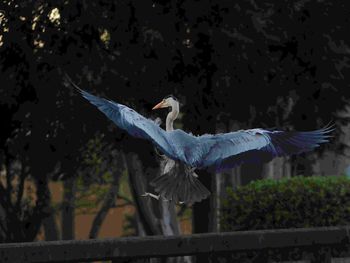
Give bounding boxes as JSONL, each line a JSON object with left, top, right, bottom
{"left": 166, "top": 103, "right": 179, "bottom": 131}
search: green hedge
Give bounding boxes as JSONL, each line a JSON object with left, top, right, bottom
{"left": 221, "top": 176, "right": 350, "bottom": 231}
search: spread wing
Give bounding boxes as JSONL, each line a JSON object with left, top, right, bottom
{"left": 75, "top": 88, "right": 180, "bottom": 161}
{"left": 70, "top": 79, "right": 332, "bottom": 171}
{"left": 191, "top": 127, "right": 333, "bottom": 171}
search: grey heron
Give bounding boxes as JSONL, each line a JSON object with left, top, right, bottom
{"left": 73, "top": 86, "right": 333, "bottom": 204}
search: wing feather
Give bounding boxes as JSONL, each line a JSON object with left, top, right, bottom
{"left": 192, "top": 126, "right": 333, "bottom": 171}
{"left": 192, "top": 129, "right": 271, "bottom": 168}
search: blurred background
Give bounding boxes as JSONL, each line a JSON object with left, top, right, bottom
{"left": 0, "top": 0, "right": 350, "bottom": 244}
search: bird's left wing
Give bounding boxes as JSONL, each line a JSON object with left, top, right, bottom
{"left": 191, "top": 127, "right": 333, "bottom": 171}
{"left": 75, "top": 88, "right": 178, "bottom": 160}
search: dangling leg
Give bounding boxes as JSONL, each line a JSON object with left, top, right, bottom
{"left": 141, "top": 158, "right": 176, "bottom": 202}
{"left": 141, "top": 192, "right": 160, "bottom": 200}
{"left": 141, "top": 192, "right": 170, "bottom": 202}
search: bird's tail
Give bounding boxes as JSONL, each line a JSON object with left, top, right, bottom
{"left": 150, "top": 167, "right": 210, "bottom": 204}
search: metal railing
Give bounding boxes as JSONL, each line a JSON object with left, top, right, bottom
{"left": 1, "top": 226, "right": 350, "bottom": 263}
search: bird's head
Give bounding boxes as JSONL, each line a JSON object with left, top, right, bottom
{"left": 152, "top": 95, "right": 179, "bottom": 110}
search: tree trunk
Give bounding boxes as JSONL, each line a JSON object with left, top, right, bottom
{"left": 311, "top": 156, "right": 321, "bottom": 176}
{"left": 159, "top": 201, "right": 180, "bottom": 236}
{"left": 283, "top": 157, "right": 291, "bottom": 178}
{"left": 263, "top": 160, "right": 274, "bottom": 179}
{"left": 89, "top": 167, "right": 122, "bottom": 239}
{"left": 135, "top": 211, "right": 146, "bottom": 237}
{"left": 24, "top": 176, "right": 51, "bottom": 242}
{"left": 61, "top": 176, "right": 77, "bottom": 240}
{"left": 156, "top": 159, "right": 181, "bottom": 237}
{"left": 124, "top": 152, "right": 162, "bottom": 235}
{"left": 212, "top": 173, "right": 221, "bottom": 232}
{"left": 159, "top": 201, "right": 184, "bottom": 263}
{"left": 192, "top": 170, "right": 212, "bottom": 263}
{"left": 43, "top": 211, "right": 60, "bottom": 241}
{"left": 274, "top": 157, "right": 284, "bottom": 179}
{"left": 230, "top": 166, "right": 241, "bottom": 188}
{"left": 189, "top": 112, "right": 217, "bottom": 263}
{"left": 291, "top": 155, "right": 298, "bottom": 177}
{"left": 0, "top": 201, "right": 7, "bottom": 242}
{"left": 294, "top": 153, "right": 315, "bottom": 177}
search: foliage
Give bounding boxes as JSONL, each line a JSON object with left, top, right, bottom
{"left": 221, "top": 176, "right": 350, "bottom": 231}
{"left": 75, "top": 139, "right": 130, "bottom": 215}
{"left": 74, "top": 172, "right": 128, "bottom": 213}
{"left": 75, "top": 182, "right": 110, "bottom": 214}
{"left": 122, "top": 213, "right": 137, "bottom": 237}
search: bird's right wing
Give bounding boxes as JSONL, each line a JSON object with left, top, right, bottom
{"left": 190, "top": 127, "right": 333, "bottom": 171}
{"left": 73, "top": 87, "right": 178, "bottom": 160}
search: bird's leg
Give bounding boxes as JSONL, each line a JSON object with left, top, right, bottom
{"left": 141, "top": 192, "right": 170, "bottom": 202}
{"left": 141, "top": 192, "right": 160, "bottom": 200}
{"left": 163, "top": 158, "right": 176, "bottom": 175}
{"left": 154, "top": 147, "right": 165, "bottom": 158}
{"left": 141, "top": 160, "right": 174, "bottom": 202}
{"left": 141, "top": 192, "right": 185, "bottom": 204}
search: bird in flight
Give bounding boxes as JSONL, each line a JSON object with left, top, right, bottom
{"left": 69, "top": 80, "right": 333, "bottom": 204}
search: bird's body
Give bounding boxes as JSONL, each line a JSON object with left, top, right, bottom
{"left": 72, "top": 83, "right": 333, "bottom": 204}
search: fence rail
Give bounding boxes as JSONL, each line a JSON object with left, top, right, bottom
{"left": 0, "top": 226, "right": 350, "bottom": 262}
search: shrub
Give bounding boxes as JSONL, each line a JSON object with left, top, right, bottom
{"left": 221, "top": 176, "right": 350, "bottom": 231}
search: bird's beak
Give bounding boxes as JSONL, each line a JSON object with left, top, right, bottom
{"left": 152, "top": 100, "right": 166, "bottom": 110}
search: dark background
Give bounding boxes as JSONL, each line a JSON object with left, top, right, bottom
{"left": 0, "top": 0, "right": 349, "bottom": 246}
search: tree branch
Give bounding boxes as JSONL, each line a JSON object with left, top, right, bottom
{"left": 5, "top": 159, "right": 12, "bottom": 201}
{"left": 15, "top": 163, "right": 26, "bottom": 211}
{"left": 89, "top": 151, "right": 124, "bottom": 239}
